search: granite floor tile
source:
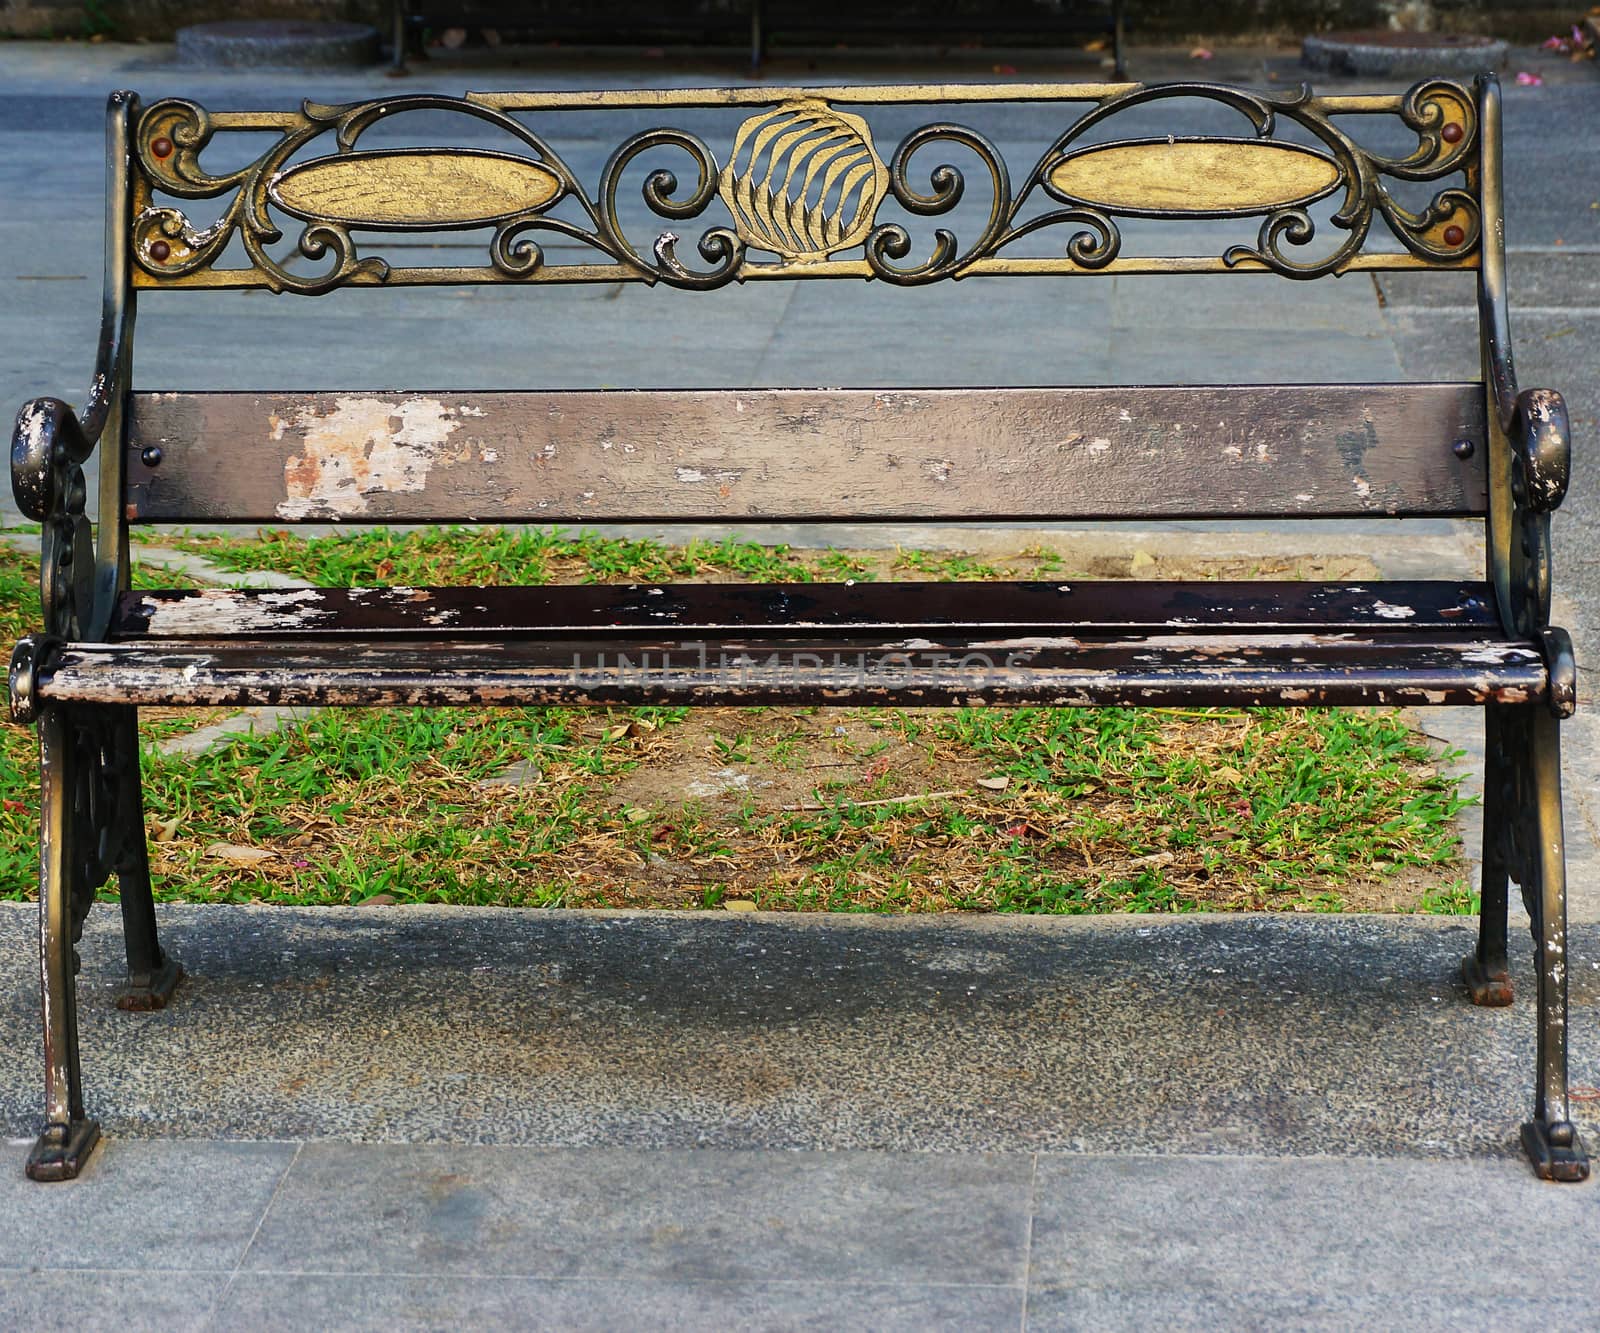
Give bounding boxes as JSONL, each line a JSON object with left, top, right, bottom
{"left": 1024, "top": 1285, "right": 1600, "bottom": 1332}
{"left": 1027, "top": 1155, "right": 1600, "bottom": 1299}
{"left": 241, "top": 1145, "right": 1034, "bottom": 1285}
{"left": 0, "top": 1269, "right": 226, "bottom": 1332}
{"left": 213, "top": 1273, "right": 1025, "bottom": 1332}
{"left": 0, "top": 1139, "right": 297, "bottom": 1273}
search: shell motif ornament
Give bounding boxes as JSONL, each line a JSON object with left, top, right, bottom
{"left": 718, "top": 101, "right": 889, "bottom": 263}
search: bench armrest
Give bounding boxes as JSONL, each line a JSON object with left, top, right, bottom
{"left": 8, "top": 91, "right": 140, "bottom": 655}
{"left": 12, "top": 397, "right": 98, "bottom": 523}
{"left": 1510, "top": 387, "right": 1570, "bottom": 515}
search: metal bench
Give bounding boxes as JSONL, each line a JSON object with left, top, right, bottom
{"left": 9, "top": 75, "right": 1584, "bottom": 1182}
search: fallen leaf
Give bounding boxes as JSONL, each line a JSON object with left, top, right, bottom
{"left": 1214, "top": 765, "right": 1246, "bottom": 785}
{"left": 3, "top": 798, "right": 27, "bottom": 813}
{"left": 1515, "top": 71, "right": 1544, "bottom": 85}
{"left": 1190, "top": 46, "right": 1214, "bottom": 60}
{"left": 359, "top": 892, "right": 398, "bottom": 906}
{"left": 151, "top": 816, "right": 180, "bottom": 843}
{"left": 977, "top": 775, "right": 1011, "bottom": 791}
{"left": 623, "top": 807, "right": 651, "bottom": 823}
{"left": 723, "top": 899, "right": 758, "bottom": 912}
{"left": 1130, "top": 549, "right": 1157, "bottom": 573}
{"left": 205, "top": 842, "right": 274, "bottom": 867}
{"left": 1083, "top": 38, "right": 1107, "bottom": 52}
{"left": 1130, "top": 850, "right": 1176, "bottom": 869}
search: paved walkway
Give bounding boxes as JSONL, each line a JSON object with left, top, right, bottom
{"left": 1, "top": 907, "right": 1598, "bottom": 1330}
{"left": 1, "top": 37, "right": 1598, "bottom": 1329}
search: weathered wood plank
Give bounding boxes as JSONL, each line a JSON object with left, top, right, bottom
{"left": 38, "top": 633, "right": 1546, "bottom": 711}
{"left": 112, "top": 580, "right": 1502, "bottom": 641}
{"left": 124, "top": 385, "right": 1489, "bottom": 523}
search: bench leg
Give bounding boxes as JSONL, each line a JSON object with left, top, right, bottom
{"left": 111, "top": 709, "right": 183, "bottom": 1012}
{"left": 27, "top": 707, "right": 101, "bottom": 1181}
{"left": 1482, "top": 703, "right": 1589, "bottom": 1180}
{"left": 1514, "top": 708, "right": 1589, "bottom": 1181}
{"left": 1463, "top": 705, "right": 1514, "bottom": 1006}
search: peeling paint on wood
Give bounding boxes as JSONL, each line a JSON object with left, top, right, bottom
{"left": 124, "top": 385, "right": 1490, "bottom": 524}
{"left": 276, "top": 395, "right": 464, "bottom": 520}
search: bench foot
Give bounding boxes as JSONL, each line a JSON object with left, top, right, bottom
{"left": 1522, "top": 1118, "right": 1590, "bottom": 1183}
{"left": 1461, "top": 950, "right": 1513, "bottom": 1007}
{"left": 116, "top": 955, "right": 184, "bottom": 1011}
{"left": 25, "top": 1117, "right": 101, "bottom": 1182}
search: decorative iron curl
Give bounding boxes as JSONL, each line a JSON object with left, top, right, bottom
{"left": 864, "top": 124, "right": 1010, "bottom": 284}
{"left": 596, "top": 129, "right": 744, "bottom": 288}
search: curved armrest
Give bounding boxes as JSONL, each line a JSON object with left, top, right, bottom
{"left": 1512, "top": 387, "right": 1570, "bottom": 515}
{"left": 12, "top": 398, "right": 96, "bottom": 523}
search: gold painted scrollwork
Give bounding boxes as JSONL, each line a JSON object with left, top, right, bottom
{"left": 128, "top": 78, "right": 1487, "bottom": 293}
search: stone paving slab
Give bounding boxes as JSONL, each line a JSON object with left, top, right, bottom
{"left": 0, "top": 1141, "right": 1593, "bottom": 1330}
{"left": 2, "top": 905, "right": 1596, "bottom": 1159}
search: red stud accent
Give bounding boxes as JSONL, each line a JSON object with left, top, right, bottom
{"left": 151, "top": 136, "right": 173, "bottom": 159}
{"left": 1443, "top": 225, "right": 1465, "bottom": 247}
{"left": 148, "top": 240, "right": 171, "bottom": 262}
{"left": 1440, "top": 122, "right": 1463, "bottom": 145}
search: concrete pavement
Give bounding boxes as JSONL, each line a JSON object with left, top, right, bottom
{"left": 1, "top": 37, "right": 1598, "bottom": 1328}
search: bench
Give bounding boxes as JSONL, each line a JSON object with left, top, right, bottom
{"left": 9, "top": 74, "right": 1584, "bottom": 1182}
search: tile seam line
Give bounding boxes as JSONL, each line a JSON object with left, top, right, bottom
{"left": 1019, "top": 1151, "right": 1039, "bottom": 1333}
{"left": 185, "top": 1272, "right": 1029, "bottom": 1287}
{"left": 249, "top": 1143, "right": 1547, "bottom": 1166}
{"left": 210, "top": 1138, "right": 302, "bottom": 1321}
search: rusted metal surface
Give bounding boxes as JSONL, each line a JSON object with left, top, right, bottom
{"left": 112, "top": 580, "right": 1503, "bottom": 642}
{"left": 30, "top": 632, "right": 1548, "bottom": 711}
{"left": 1477, "top": 703, "right": 1590, "bottom": 1181}
{"left": 123, "top": 385, "right": 1490, "bottom": 524}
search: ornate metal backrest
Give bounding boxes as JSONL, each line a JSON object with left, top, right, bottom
{"left": 127, "top": 78, "right": 1484, "bottom": 294}
{"left": 27, "top": 77, "right": 1551, "bottom": 649}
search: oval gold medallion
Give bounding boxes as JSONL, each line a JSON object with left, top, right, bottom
{"left": 1048, "top": 139, "right": 1343, "bottom": 217}
{"left": 269, "top": 149, "right": 563, "bottom": 230}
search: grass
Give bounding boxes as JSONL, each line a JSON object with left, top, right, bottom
{"left": 0, "top": 527, "right": 1476, "bottom": 915}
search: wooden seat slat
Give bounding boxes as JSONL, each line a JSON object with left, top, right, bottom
{"left": 124, "top": 384, "right": 1489, "bottom": 525}
{"left": 113, "top": 580, "right": 1503, "bottom": 641}
{"left": 37, "top": 633, "right": 1546, "bottom": 711}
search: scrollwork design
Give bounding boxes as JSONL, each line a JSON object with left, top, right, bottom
{"left": 135, "top": 99, "right": 389, "bottom": 294}
{"left": 134, "top": 95, "right": 750, "bottom": 292}
{"left": 130, "top": 78, "right": 1484, "bottom": 292}
{"left": 1222, "top": 78, "right": 1480, "bottom": 278}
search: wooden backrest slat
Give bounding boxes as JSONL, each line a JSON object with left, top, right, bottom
{"left": 124, "top": 384, "right": 1488, "bottom": 525}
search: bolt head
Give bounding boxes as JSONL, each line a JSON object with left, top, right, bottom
{"left": 140, "top": 446, "right": 163, "bottom": 468}
{"left": 1451, "top": 438, "right": 1475, "bottom": 460}
{"left": 1441, "top": 122, "right": 1464, "bottom": 145}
